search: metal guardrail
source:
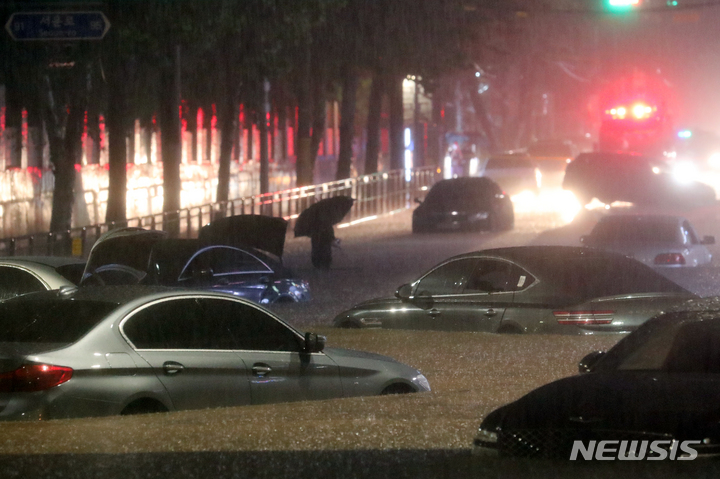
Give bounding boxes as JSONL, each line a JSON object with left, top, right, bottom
{"left": 0, "top": 167, "right": 439, "bottom": 258}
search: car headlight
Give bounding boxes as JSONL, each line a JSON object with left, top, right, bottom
{"left": 411, "top": 374, "right": 431, "bottom": 392}
{"left": 475, "top": 428, "right": 498, "bottom": 444}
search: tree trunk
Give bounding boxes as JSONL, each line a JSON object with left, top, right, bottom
{"left": 336, "top": 67, "right": 358, "bottom": 180}
{"left": 278, "top": 103, "right": 287, "bottom": 163}
{"left": 186, "top": 101, "right": 198, "bottom": 163}
{"left": 159, "top": 46, "right": 182, "bottom": 237}
{"left": 26, "top": 92, "right": 44, "bottom": 169}
{"left": 216, "top": 101, "right": 237, "bottom": 205}
{"left": 388, "top": 75, "right": 404, "bottom": 171}
{"left": 427, "top": 86, "right": 444, "bottom": 167}
{"left": 470, "top": 92, "right": 498, "bottom": 154}
{"left": 260, "top": 80, "right": 270, "bottom": 195}
{"left": 295, "top": 39, "right": 313, "bottom": 186}
{"left": 309, "top": 81, "right": 326, "bottom": 169}
{"left": 4, "top": 72, "right": 22, "bottom": 169}
{"left": 105, "top": 23, "right": 128, "bottom": 225}
{"left": 204, "top": 103, "right": 213, "bottom": 163}
{"left": 364, "top": 73, "right": 384, "bottom": 175}
{"left": 140, "top": 113, "right": 153, "bottom": 163}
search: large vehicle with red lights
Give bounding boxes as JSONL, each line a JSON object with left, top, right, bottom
{"left": 598, "top": 99, "right": 674, "bottom": 156}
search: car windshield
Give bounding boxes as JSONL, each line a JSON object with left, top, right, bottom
{"left": 0, "top": 299, "right": 118, "bottom": 344}
{"left": 595, "top": 315, "right": 720, "bottom": 373}
{"left": 590, "top": 218, "right": 678, "bottom": 243}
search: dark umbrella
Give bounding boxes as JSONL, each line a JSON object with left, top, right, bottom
{"left": 294, "top": 196, "right": 355, "bottom": 238}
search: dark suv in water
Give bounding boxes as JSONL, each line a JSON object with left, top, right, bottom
{"left": 563, "top": 152, "right": 716, "bottom": 207}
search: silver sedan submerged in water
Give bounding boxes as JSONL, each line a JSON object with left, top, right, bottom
{"left": 333, "top": 246, "right": 696, "bottom": 335}
{"left": 0, "top": 287, "right": 429, "bottom": 421}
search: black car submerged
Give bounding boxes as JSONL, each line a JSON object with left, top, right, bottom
{"left": 412, "top": 177, "right": 514, "bottom": 233}
{"left": 474, "top": 300, "right": 720, "bottom": 459}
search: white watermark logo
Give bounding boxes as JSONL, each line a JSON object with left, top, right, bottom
{"left": 569, "top": 440, "right": 701, "bottom": 461}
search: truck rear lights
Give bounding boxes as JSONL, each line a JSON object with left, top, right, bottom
{"left": 554, "top": 311, "right": 614, "bottom": 325}
{"left": 654, "top": 253, "right": 685, "bottom": 265}
{"left": 0, "top": 364, "right": 73, "bottom": 393}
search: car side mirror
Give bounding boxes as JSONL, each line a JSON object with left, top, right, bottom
{"left": 395, "top": 283, "right": 413, "bottom": 301}
{"left": 578, "top": 351, "right": 606, "bottom": 374}
{"left": 414, "top": 198, "right": 422, "bottom": 204}
{"left": 304, "top": 332, "right": 326, "bottom": 353}
{"left": 702, "top": 235, "right": 715, "bottom": 245}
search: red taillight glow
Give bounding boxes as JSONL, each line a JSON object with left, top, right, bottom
{"left": 654, "top": 253, "right": 685, "bottom": 265}
{"left": 554, "top": 311, "right": 614, "bottom": 325}
{"left": 0, "top": 364, "right": 73, "bottom": 393}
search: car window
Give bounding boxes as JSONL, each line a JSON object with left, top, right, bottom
{"left": 464, "top": 259, "right": 535, "bottom": 293}
{"left": 0, "top": 266, "right": 47, "bottom": 300}
{"left": 681, "top": 221, "right": 699, "bottom": 245}
{"left": 179, "top": 246, "right": 272, "bottom": 280}
{"left": 55, "top": 263, "right": 85, "bottom": 285}
{"left": 123, "top": 298, "right": 238, "bottom": 350}
{"left": 200, "top": 298, "right": 302, "bottom": 352}
{"left": 415, "top": 259, "right": 477, "bottom": 296}
{"left": 0, "top": 299, "right": 118, "bottom": 344}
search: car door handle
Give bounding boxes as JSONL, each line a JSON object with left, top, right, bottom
{"left": 427, "top": 308, "right": 441, "bottom": 317}
{"left": 163, "top": 361, "right": 184, "bottom": 375}
{"left": 252, "top": 364, "right": 272, "bottom": 377}
{"left": 484, "top": 309, "right": 498, "bottom": 317}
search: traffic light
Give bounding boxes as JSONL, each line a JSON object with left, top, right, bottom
{"left": 607, "top": 0, "right": 641, "bottom": 10}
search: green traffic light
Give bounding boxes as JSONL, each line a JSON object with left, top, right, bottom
{"left": 667, "top": 0, "right": 678, "bottom": 5}
{"left": 608, "top": 0, "right": 640, "bottom": 7}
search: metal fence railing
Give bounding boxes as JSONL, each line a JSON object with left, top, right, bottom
{"left": 0, "top": 167, "right": 439, "bottom": 258}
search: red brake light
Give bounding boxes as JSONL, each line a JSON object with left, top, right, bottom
{"left": 0, "top": 364, "right": 73, "bottom": 393}
{"left": 654, "top": 253, "right": 685, "bottom": 265}
{"left": 553, "top": 311, "right": 614, "bottom": 325}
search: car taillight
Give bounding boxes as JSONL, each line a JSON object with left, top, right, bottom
{"left": 553, "top": 311, "right": 614, "bottom": 325}
{"left": 0, "top": 364, "right": 73, "bottom": 393}
{"left": 654, "top": 253, "right": 685, "bottom": 265}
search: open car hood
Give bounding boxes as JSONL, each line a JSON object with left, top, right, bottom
{"left": 199, "top": 215, "right": 287, "bottom": 258}
{"left": 82, "top": 228, "right": 168, "bottom": 284}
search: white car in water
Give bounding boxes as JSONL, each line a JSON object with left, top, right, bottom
{"left": 581, "top": 214, "right": 714, "bottom": 267}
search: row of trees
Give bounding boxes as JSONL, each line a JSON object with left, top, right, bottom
{"left": 3, "top": 0, "right": 617, "bottom": 235}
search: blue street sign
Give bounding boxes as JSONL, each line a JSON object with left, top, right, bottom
{"left": 5, "top": 11, "right": 110, "bottom": 41}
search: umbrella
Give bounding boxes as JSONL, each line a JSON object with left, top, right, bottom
{"left": 199, "top": 214, "right": 288, "bottom": 258}
{"left": 294, "top": 196, "right": 355, "bottom": 238}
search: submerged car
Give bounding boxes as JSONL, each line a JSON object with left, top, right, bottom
{"left": 80, "top": 215, "right": 310, "bottom": 304}
{"left": 582, "top": 214, "right": 714, "bottom": 267}
{"left": 474, "top": 299, "right": 720, "bottom": 458}
{"left": 0, "top": 256, "right": 85, "bottom": 300}
{"left": 333, "top": 246, "right": 695, "bottom": 334}
{"left": 563, "top": 152, "right": 716, "bottom": 207}
{"left": 0, "top": 286, "right": 430, "bottom": 421}
{"left": 412, "top": 177, "right": 514, "bottom": 233}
